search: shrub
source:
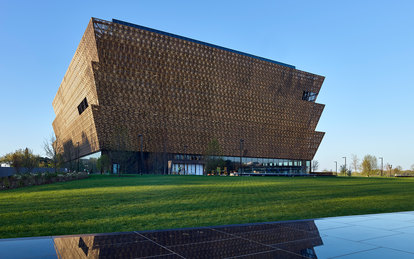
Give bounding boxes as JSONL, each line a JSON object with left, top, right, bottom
{"left": 0, "top": 171, "right": 88, "bottom": 191}
{"left": 34, "top": 173, "right": 42, "bottom": 185}
{"left": 1, "top": 177, "right": 10, "bottom": 190}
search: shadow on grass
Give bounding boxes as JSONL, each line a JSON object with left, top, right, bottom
{"left": 2, "top": 174, "right": 411, "bottom": 194}
{"left": 1, "top": 175, "right": 414, "bottom": 238}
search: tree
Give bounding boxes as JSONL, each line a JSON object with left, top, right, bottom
{"left": 361, "top": 155, "right": 377, "bottom": 177}
{"left": 311, "top": 160, "right": 319, "bottom": 172}
{"left": 351, "top": 154, "right": 360, "bottom": 173}
{"left": 38, "top": 156, "right": 52, "bottom": 168}
{"left": 204, "top": 138, "right": 223, "bottom": 174}
{"left": 0, "top": 148, "right": 38, "bottom": 174}
{"left": 394, "top": 165, "right": 403, "bottom": 176}
{"left": 0, "top": 153, "right": 11, "bottom": 166}
{"left": 0, "top": 152, "right": 23, "bottom": 173}
{"left": 411, "top": 164, "right": 414, "bottom": 172}
{"left": 23, "top": 148, "right": 38, "bottom": 173}
{"left": 339, "top": 164, "right": 347, "bottom": 176}
{"left": 96, "top": 154, "right": 110, "bottom": 174}
{"left": 44, "top": 134, "right": 63, "bottom": 173}
{"left": 385, "top": 163, "right": 393, "bottom": 177}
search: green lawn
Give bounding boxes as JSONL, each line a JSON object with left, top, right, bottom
{"left": 1, "top": 175, "right": 414, "bottom": 239}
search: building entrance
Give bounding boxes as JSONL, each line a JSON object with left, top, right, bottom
{"left": 170, "top": 163, "right": 203, "bottom": 175}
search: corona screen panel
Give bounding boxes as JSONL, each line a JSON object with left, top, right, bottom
{"left": 53, "top": 18, "right": 325, "bottom": 175}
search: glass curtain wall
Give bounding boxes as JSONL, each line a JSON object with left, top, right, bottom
{"left": 173, "top": 154, "right": 310, "bottom": 175}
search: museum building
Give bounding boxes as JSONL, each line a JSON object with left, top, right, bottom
{"left": 52, "top": 18, "right": 325, "bottom": 175}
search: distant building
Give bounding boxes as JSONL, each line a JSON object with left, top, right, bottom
{"left": 52, "top": 18, "right": 325, "bottom": 175}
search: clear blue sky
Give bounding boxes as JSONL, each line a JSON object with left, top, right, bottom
{"left": 1, "top": 0, "right": 413, "bottom": 170}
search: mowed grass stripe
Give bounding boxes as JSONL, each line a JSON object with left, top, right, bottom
{"left": 0, "top": 175, "right": 413, "bottom": 238}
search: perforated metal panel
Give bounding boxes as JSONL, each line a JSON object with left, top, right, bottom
{"left": 52, "top": 18, "right": 325, "bottom": 162}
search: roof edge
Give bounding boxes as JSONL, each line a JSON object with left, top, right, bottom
{"left": 112, "top": 18, "right": 296, "bottom": 69}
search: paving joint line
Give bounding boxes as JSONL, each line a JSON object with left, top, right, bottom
{"left": 138, "top": 253, "right": 178, "bottom": 259}
{"left": 134, "top": 231, "right": 186, "bottom": 259}
{"left": 329, "top": 247, "right": 383, "bottom": 259}
{"left": 209, "top": 227, "right": 306, "bottom": 258}
{"left": 166, "top": 237, "right": 237, "bottom": 248}
{"left": 223, "top": 249, "right": 283, "bottom": 259}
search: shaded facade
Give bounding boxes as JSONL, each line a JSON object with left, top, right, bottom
{"left": 52, "top": 18, "right": 325, "bottom": 174}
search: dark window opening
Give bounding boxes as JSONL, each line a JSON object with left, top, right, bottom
{"left": 77, "top": 97, "right": 89, "bottom": 115}
{"left": 302, "top": 91, "right": 317, "bottom": 102}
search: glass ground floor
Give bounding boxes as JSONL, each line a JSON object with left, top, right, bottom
{"left": 171, "top": 154, "right": 310, "bottom": 175}
{"left": 74, "top": 151, "right": 311, "bottom": 175}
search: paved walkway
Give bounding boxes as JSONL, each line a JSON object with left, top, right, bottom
{"left": 1, "top": 211, "right": 414, "bottom": 258}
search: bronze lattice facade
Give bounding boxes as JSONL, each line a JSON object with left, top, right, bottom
{"left": 52, "top": 18, "right": 325, "bottom": 174}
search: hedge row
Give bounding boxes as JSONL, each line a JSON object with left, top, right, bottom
{"left": 0, "top": 172, "right": 89, "bottom": 190}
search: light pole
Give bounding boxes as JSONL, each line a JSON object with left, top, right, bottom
{"left": 379, "top": 157, "right": 383, "bottom": 176}
{"left": 342, "top": 157, "right": 346, "bottom": 173}
{"left": 184, "top": 145, "right": 188, "bottom": 175}
{"left": 240, "top": 139, "right": 244, "bottom": 176}
{"left": 77, "top": 141, "right": 80, "bottom": 172}
{"left": 138, "top": 134, "right": 143, "bottom": 174}
{"left": 334, "top": 161, "right": 337, "bottom": 175}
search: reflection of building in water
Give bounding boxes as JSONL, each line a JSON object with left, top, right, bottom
{"left": 54, "top": 232, "right": 171, "bottom": 258}
{"left": 274, "top": 220, "right": 323, "bottom": 258}
{"left": 54, "top": 233, "right": 152, "bottom": 259}
{"left": 54, "top": 235, "right": 98, "bottom": 258}
{"left": 53, "top": 220, "right": 323, "bottom": 258}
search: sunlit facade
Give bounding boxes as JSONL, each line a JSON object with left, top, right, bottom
{"left": 52, "top": 18, "right": 325, "bottom": 175}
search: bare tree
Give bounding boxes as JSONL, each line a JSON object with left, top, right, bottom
{"left": 44, "top": 134, "right": 63, "bottom": 173}
{"left": 311, "top": 160, "right": 319, "bottom": 172}
{"left": 351, "top": 154, "right": 360, "bottom": 173}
